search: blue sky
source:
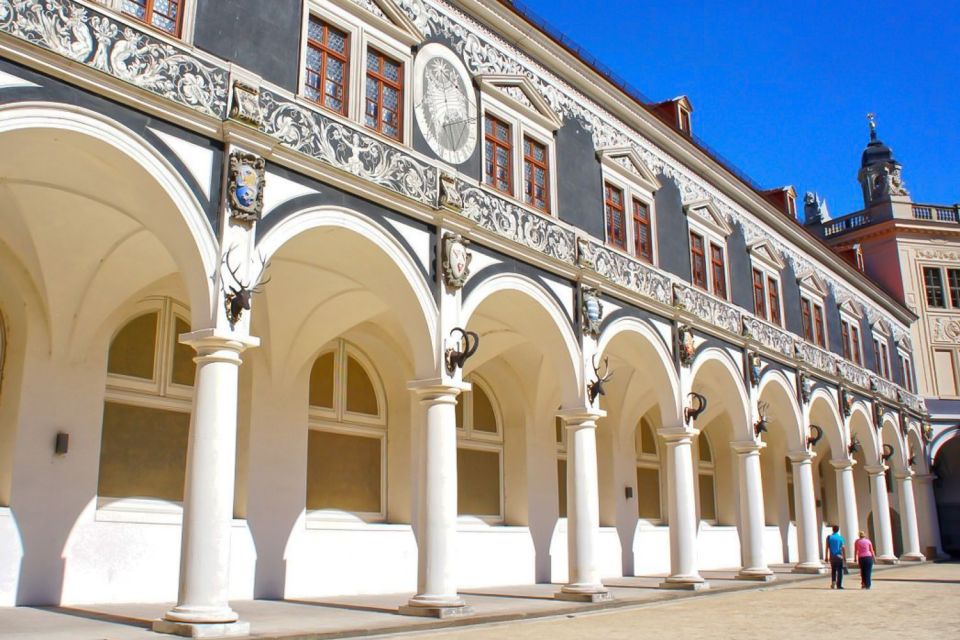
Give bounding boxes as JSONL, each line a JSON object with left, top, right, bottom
{"left": 516, "top": 0, "right": 960, "bottom": 217}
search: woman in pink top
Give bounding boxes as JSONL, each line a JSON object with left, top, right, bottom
{"left": 855, "top": 531, "right": 875, "bottom": 589}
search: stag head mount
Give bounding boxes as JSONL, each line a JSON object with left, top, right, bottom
{"left": 445, "top": 328, "right": 479, "bottom": 374}
{"left": 685, "top": 392, "right": 707, "bottom": 426}
{"left": 881, "top": 443, "right": 895, "bottom": 463}
{"left": 587, "top": 354, "right": 613, "bottom": 405}
{"left": 222, "top": 246, "right": 270, "bottom": 327}
{"left": 807, "top": 424, "right": 824, "bottom": 451}
{"left": 848, "top": 434, "right": 862, "bottom": 456}
{"left": 754, "top": 401, "right": 770, "bottom": 438}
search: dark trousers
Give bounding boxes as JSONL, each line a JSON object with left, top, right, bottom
{"left": 830, "top": 554, "right": 845, "bottom": 587}
{"left": 860, "top": 556, "right": 874, "bottom": 588}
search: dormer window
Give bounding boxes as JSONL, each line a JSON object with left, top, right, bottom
{"left": 679, "top": 107, "right": 691, "bottom": 134}
{"left": 749, "top": 242, "right": 786, "bottom": 326}
{"left": 685, "top": 200, "right": 731, "bottom": 300}
{"left": 598, "top": 147, "right": 660, "bottom": 263}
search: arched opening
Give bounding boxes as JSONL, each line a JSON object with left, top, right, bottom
{"left": 806, "top": 390, "right": 846, "bottom": 546}
{"left": 934, "top": 433, "right": 960, "bottom": 556}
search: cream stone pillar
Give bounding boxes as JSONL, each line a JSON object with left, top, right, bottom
{"left": 788, "top": 451, "right": 826, "bottom": 573}
{"left": 556, "top": 409, "right": 611, "bottom": 602}
{"left": 155, "top": 330, "right": 258, "bottom": 638}
{"left": 895, "top": 472, "right": 925, "bottom": 561}
{"left": 864, "top": 465, "right": 898, "bottom": 563}
{"left": 914, "top": 473, "right": 944, "bottom": 558}
{"left": 658, "top": 426, "right": 707, "bottom": 590}
{"left": 831, "top": 459, "right": 859, "bottom": 562}
{"left": 401, "top": 379, "right": 471, "bottom": 617}
{"left": 732, "top": 441, "right": 774, "bottom": 581}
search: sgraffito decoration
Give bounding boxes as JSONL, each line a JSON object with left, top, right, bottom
{"left": 227, "top": 151, "right": 265, "bottom": 222}
{"left": 0, "top": 0, "right": 228, "bottom": 117}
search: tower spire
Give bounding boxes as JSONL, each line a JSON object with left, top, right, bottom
{"left": 867, "top": 112, "right": 877, "bottom": 141}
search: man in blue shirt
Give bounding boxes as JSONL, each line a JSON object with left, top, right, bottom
{"left": 824, "top": 525, "right": 846, "bottom": 589}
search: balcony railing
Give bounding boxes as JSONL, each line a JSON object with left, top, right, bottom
{"left": 913, "top": 203, "right": 960, "bottom": 223}
{"left": 823, "top": 212, "right": 871, "bottom": 237}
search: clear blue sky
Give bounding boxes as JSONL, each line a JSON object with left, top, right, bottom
{"left": 516, "top": 0, "right": 960, "bottom": 217}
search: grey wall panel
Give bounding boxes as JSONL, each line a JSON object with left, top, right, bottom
{"left": 781, "top": 261, "right": 803, "bottom": 336}
{"left": 654, "top": 175, "right": 690, "bottom": 280}
{"left": 825, "top": 290, "right": 844, "bottom": 356}
{"left": 727, "top": 223, "right": 753, "bottom": 311}
{"left": 555, "top": 119, "right": 603, "bottom": 237}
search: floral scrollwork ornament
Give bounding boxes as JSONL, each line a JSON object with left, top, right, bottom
{"left": 441, "top": 232, "right": 472, "bottom": 289}
{"left": 227, "top": 151, "right": 265, "bottom": 222}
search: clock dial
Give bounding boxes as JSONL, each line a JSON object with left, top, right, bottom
{"left": 414, "top": 44, "right": 478, "bottom": 165}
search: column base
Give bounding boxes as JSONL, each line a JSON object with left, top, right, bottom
{"left": 792, "top": 563, "right": 828, "bottom": 575}
{"left": 901, "top": 552, "right": 926, "bottom": 562}
{"left": 660, "top": 576, "right": 709, "bottom": 591}
{"left": 152, "top": 620, "right": 250, "bottom": 638}
{"left": 399, "top": 595, "right": 472, "bottom": 619}
{"left": 555, "top": 587, "right": 613, "bottom": 603}
{"left": 876, "top": 556, "right": 900, "bottom": 565}
{"left": 736, "top": 568, "right": 776, "bottom": 582}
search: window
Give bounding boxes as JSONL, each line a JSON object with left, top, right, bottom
{"left": 523, "top": 136, "right": 550, "bottom": 212}
{"left": 748, "top": 242, "right": 785, "bottom": 325}
{"left": 899, "top": 351, "right": 915, "bottom": 393}
{"left": 484, "top": 115, "right": 512, "bottom": 195}
{"left": 798, "top": 273, "right": 829, "bottom": 348}
{"left": 710, "top": 243, "right": 728, "bottom": 300}
{"left": 364, "top": 49, "right": 403, "bottom": 140}
{"left": 841, "top": 316, "right": 862, "bottom": 365}
{"left": 690, "top": 232, "right": 707, "bottom": 289}
{"left": 696, "top": 432, "right": 716, "bottom": 522}
{"left": 605, "top": 183, "right": 627, "bottom": 250}
{"left": 950, "top": 269, "right": 960, "bottom": 308}
{"left": 99, "top": 298, "right": 195, "bottom": 511}
{"left": 634, "top": 199, "right": 653, "bottom": 262}
{"left": 873, "top": 337, "right": 891, "bottom": 380}
{"left": 753, "top": 269, "right": 766, "bottom": 318}
{"left": 767, "top": 277, "right": 781, "bottom": 326}
{"left": 814, "top": 303, "right": 827, "bottom": 347}
{"left": 635, "top": 417, "right": 662, "bottom": 521}
{"left": 456, "top": 377, "right": 503, "bottom": 521}
{"left": 924, "top": 266, "right": 946, "bottom": 308}
{"left": 305, "top": 16, "right": 350, "bottom": 115}
{"left": 120, "top": 0, "right": 184, "bottom": 36}
{"left": 306, "top": 340, "right": 386, "bottom": 520}
{"left": 685, "top": 200, "right": 731, "bottom": 300}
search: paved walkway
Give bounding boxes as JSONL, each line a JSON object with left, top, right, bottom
{"left": 0, "top": 562, "right": 953, "bottom": 639}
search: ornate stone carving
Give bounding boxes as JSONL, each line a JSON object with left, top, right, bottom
{"left": 259, "top": 88, "right": 438, "bottom": 206}
{"left": 457, "top": 183, "right": 576, "bottom": 264}
{"left": 673, "top": 283, "right": 741, "bottom": 335}
{"left": 795, "top": 341, "right": 837, "bottom": 376}
{"left": 441, "top": 232, "right": 471, "bottom": 289}
{"left": 798, "top": 372, "right": 814, "bottom": 404}
{"left": 742, "top": 316, "right": 795, "bottom": 357}
{"left": 748, "top": 351, "right": 762, "bottom": 387}
{"left": 348, "top": 0, "right": 387, "bottom": 20}
{"left": 227, "top": 151, "right": 265, "bottom": 222}
{"left": 229, "top": 81, "right": 261, "bottom": 127}
{"left": 413, "top": 43, "right": 477, "bottom": 165}
{"left": 916, "top": 249, "right": 960, "bottom": 261}
{"left": 581, "top": 286, "right": 603, "bottom": 338}
{"left": 0, "top": 0, "right": 228, "bottom": 117}
{"left": 836, "top": 358, "right": 871, "bottom": 390}
{"left": 438, "top": 172, "right": 462, "bottom": 210}
{"left": 931, "top": 317, "right": 960, "bottom": 345}
{"left": 677, "top": 324, "right": 695, "bottom": 367}
{"left": 579, "top": 240, "right": 671, "bottom": 306}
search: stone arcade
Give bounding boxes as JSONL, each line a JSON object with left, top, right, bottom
{"left": 0, "top": 0, "right": 939, "bottom": 637}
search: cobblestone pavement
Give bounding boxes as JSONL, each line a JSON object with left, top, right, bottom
{"left": 402, "top": 562, "right": 960, "bottom": 640}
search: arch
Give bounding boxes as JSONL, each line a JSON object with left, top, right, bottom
{"left": 256, "top": 206, "right": 438, "bottom": 379}
{"left": 848, "top": 402, "right": 880, "bottom": 466}
{"left": 597, "top": 316, "right": 682, "bottom": 426}
{"left": 805, "top": 388, "right": 845, "bottom": 458}
{"left": 0, "top": 103, "right": 218, "bottom": 339}
{"left": 462, "top": 273, "right": 581, "bottom": 405}
{"left": 931, "top": 425, "right": 960, "bottom": 465}
{"left": 689, "top": 347, "right": 750, "bottom": 439}
{"left": 880, "top": 414, "right": 907, "bottom": 474}
{"left": 757, "top": 369, "right": 805, "bottom": 451}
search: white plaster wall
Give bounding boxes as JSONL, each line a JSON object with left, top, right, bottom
{"left": 456, "top": 524, "right": 536, "bottom": 588}
{"left": 0, "top": 508, "right": 22, "bottom": 606}
{"left": 631, "top": 524, "right": 671, "bottom": 575}
{"left": 549, "top": 522, "right": 622, "bottom": 582}
{"left": 760, "top": 526, "right": 786, "bottom": 566}
{"left": 284, "top": 523, "right": 417, "bottom": 598}
{"left": 697, "top": 525, "right": 742, "bottom": 570}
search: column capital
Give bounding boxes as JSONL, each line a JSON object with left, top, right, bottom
{"left": 658, "top": 426, "right": 699, "bottom": 444}
{"left": 731, "top": 440, "right": 766, "bottom": 455}
{"left": 407, "top": 378, "right": 471, "bottom": 403}
{"left": 863, "top": 464, "right": 888, "bottom": 476}
{"left": 787, "top": 450, "right": 816, "bottom": 464}
{"left": 830, "top": 458, "right": 856, "bottom": 470}
{"left": 557, "top": 407, "right": 605, "bottom": 430}
{"left": 180, "top": 328, "right": 260, "bottom": 353}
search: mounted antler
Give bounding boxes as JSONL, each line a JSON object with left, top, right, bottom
{"left": 222, "top": 246, "right": 271, "bottom": 326}
{"left": 685, "top": 392, "right": 707, "bottom": 425}
{"left": 445, "top": 327, "right": 479, "bottom": 374}
{"left": 754, "top": 401, "right": 769, "bottom": 437}
{"left": 807, "top": 424, "right": 824, "bottom": 450}
{"left": 587, "top": 354, "right": 613, "bottom": 404}
{"left": 882, "top": 443, "right": 895, "bottom": 463}
{"left": 848, "top": 434, "right": 861, "bottom": 456}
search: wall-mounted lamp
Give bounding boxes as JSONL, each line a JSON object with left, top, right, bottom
{"left": 54, "top": 431, "right": 69, "bottom": 455}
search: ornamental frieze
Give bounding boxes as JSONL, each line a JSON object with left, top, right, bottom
{"left": 579, "top": 240, "right": 672, "bottom": 306}
{"left": 873, "top": 377, "right": 899, "bottom": 403}
{"left": 794, "top": 341, "right": 837, "bottom": 376}
{"left": 0, "top": 0, "right": 228, "bottom": 117}
{"left": 916, "top": 249, "right": 960, "bottom": 261}
{"left": 259, "top": 88, "right": 438, "bottom": 207}
{"left": 742, "top": 316, "right": 794, "bottom": 358}
{"left": 931, "top": 317, "right": 960, "bottom": 345}
{"left": 672, "top": 283, "right": 741, "bottom": 335}
{"left": 836, "top": 359, "right": 871, "bottom": 390}
{"left": 456, "top": 183, "right": 576, "bottom": 264}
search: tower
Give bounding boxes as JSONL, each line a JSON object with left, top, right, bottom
{"left": 858, "top": 113, "right": 910, "bottom": 208}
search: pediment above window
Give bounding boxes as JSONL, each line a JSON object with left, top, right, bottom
{"left": 330, "top": 0, "right": 425, "bottom": 45}
{"left": 872, "top": 318, "right": 892, "bottom": 337}
{"left": 838, "top": 299, "right": 864, "bottom": 320}
{"left": 683, "top": 199, "right": 731, "bottom": 237}
{"left": 797, "top": 271, "right": 829, "bottom": 297}
{"left": 748, "top": 240, "right": 786, "bottom": 271}
{"left": 476, "top": 74, "right": 563, "bottom": 131}
{"left": 596, "top": 146, "right": 661, "bottom": 193}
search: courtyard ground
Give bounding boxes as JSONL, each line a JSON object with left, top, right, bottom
{"left": 0, "top": 561, "right": 955, "bottom": 639}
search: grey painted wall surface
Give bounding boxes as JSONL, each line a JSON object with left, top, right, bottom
{"left": 781, "top": 261, "right": 803, "bottom": 336}
{"left": 654, "top": 175, "right": 690, "bottom": 280}
{"left": 825, "top": 290, "right": 844, "bottom": 356}
{"left": 726, "top": 223, "right": 753, "bottom": 311}
{"left": 194, "top": 1, "right": 304, "bottom": 94}
{"left": 555, "top": 119, "right": 603, "bottom": 238}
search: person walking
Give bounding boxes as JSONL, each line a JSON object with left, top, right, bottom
{"left": 825, "top": 525, "right": 846, "bottom": 589}
{"left": 855, "top": 531, "right": 876, "bottom": 589}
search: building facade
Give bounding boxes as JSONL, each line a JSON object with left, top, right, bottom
{"left": 0, "top": 0, "right": 936, "bottom": 636}
{"left": 812, "top": 118, "right": 958, "bottom": 556}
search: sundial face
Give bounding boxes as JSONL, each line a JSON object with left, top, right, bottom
{"left": 414, "top": 43, "right": 477, "bottom": 165}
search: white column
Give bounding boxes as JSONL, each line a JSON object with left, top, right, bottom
{"left": 915, "top": 473, "right": 943, "bottom": 558}
{"left": 658, "top": 426, "right": 707, "bottom": 590}
{"left": 864, "top": 465, "right": 898, "bottom": 563}
{"left": 732, "top": 441, "right": 774, "bottom": 581}
{"left": 831, "top": 459, "right": 859, "bottom": 563}
{"left": 556, "top": 409, "right": 611, "bottom": 602}
{"left": 401, "top": 379, "right": 471, "bottom": 617}
{"left": 155, "top": 330, "right": 258, "bottom": 638}
{"left": 788, "top": 451, "right": 826, "bottom": 573}
{"left": 896, "top": 472, "right": 926, "bottom": 561}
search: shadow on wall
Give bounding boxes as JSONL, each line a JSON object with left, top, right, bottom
{"left": 934, "top": 435, "right": 960, "bottom": 557}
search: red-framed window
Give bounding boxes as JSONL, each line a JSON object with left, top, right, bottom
{"left": 753, "top": 269, "right": 766, "bottom": 318}
{"left": 690, "top": 232, "right": 707, "bottom": 289}
{"left": 767, "top": 276, "right": 781, "bottom": 326}
{"left": 484, "top": 115, "right": 512, "bottom": 195}
{"left": 305, "top": 16, "right": 350, "bottom": 115}
{"left": 813, "top": 303, "right": 826, "bottom": 348}
{"left": 880, "top": 342, "right": 890, "bottom": 379}
{"left": 364, "top": 50, "right": 403, "bottom": 140}
{"left": 851, "top": 325, "right": 862, "bottom": 365}
{"left": 633, "top": 199, "right": 652, "bottom": 262}
{"left": 122, "top": 0, "right": 184, "bottom": 36}
{"left": 710, "top": 243, "right": 727, "bottom": 300}
{"left": 900, "top": 354, "right": 914, "bottom": 393}
{"left": 523, "top": 136, "right": 549, "bottom": 212}
{"left": 841, "top": 320, "right": 851, "bottom": 360}
{"left": 605, "top": 183, "right": 627, "bottom": 250}
{"left": 801, "top": 297, "right": 812, "bottom": 341}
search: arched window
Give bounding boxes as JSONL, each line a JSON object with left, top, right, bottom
{"left": 696, "top": 432, "right": 717, "bottom": 522}
{"left": 635, "top": 416, "right": 662, "bottom": 520}
{"left": 306, "top": 339, "right": 386, "bottom": 520}
{"left": 98, "top": 298, "right": 195, "bottom": 509}
{"left": 456, "top": 376, "right": 503, "bottom": 522}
